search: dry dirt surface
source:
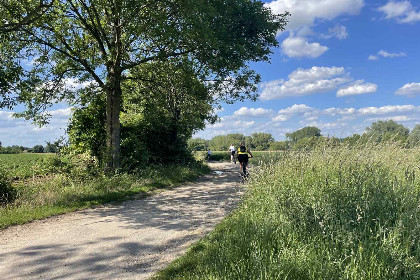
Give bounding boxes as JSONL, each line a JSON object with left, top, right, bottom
{"left": 0, "top": 162, "right": 244, "bottom": 280}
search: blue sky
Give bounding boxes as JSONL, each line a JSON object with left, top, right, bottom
{"left": 1, "top": 0, "right": 419, "bottom": 146}
{"left": 195, "top": 0, "right": 420, "bottom": 140}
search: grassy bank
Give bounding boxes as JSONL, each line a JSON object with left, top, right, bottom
{"left": 154, "top": 144, "right": 420, "bottom": 280}
{"left": 0, "top": 157, "right": 210, "bottom": 229}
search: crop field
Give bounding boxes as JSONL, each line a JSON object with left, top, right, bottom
{"left": 0, "top": 153, "right": 55, "bottom": 180}
{"left": 155, "top": 143, "right": 420, "bottom": 280}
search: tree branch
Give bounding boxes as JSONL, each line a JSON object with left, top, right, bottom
{"left": 0, "top": 0, "right": 55, "bottom": 33}
{"left": 21, "top": 27, "right": 105, "bottom": 88}
{"left": 67, "top": 0, "right": 108, "bottom": 60}
{"left": 121, "top": 49, "right": 191, "bottom": 71}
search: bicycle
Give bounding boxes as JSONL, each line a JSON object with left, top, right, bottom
{"left": 239, "top": 155, "right": 252, "bottom": 183}
{"left": 230, "top": 151, "right": 236, "bottom": 164}
{"left": 206, "top": 150, "right": 212, "bottom": 161}
{"left": 228, "top": 145, "right": 236, "bottom": 164}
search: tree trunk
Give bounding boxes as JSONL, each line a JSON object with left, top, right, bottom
{"left": 105, "top": 71, "right": 122, "bottom": 172}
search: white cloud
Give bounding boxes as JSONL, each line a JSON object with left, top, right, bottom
{"left": 234, "top": 120, "right": 255, "bottom": 127}
{"left": 260, "top": 66, "right": 351, "bottom": 100}
{"left": 378, "top": 1, "right": 420, "bottom": 23}
{"left": 276, "top": 104, "right": 420, "bottom": 123}
{"left": 194, "top": 104, "right": 420, "bottom": 141}
{"left": 234, "top": 107, "right": 274, "bottom": 118}
{"left": 265, "top": 0, "right": 364, "bottom": 31}
{"left": 368, "top": 50, "right": 406, "bottom": 60}
{"left": 266, "top": 1, "right": 361, "bottom": 60}
{"left": 378, "top": 50, "right": 406, "bottom": 58}
{"left": 358, "top": 105, "right": 418, "bottom": 115}
{"left": 378, "top": 1, "right": 412, "bottom": 19}
{"left": 323, "top": 107, "right": 356, "bottom": 116}
{"left": 296, "top": 26, "right": 315, "bottom": 37}
{"left": 49, "top": 108, "right": 73, "bottom": 117}
{"left": 210, "top": 122, "right": 226, "bottom": 129}
{"left": 272, "top": 115, "right": 289, "bottom": 122}
{"left": 303, "top": 121, "right": 342, "bottom": 129}
{"left": 395, "top": 83, "right": 420, "bottom": 97}
{"left": 366, "top": 115, "right": 413, "bottom": 123}
{"left": 0, "top": 108, "right": 71, "bottom": 147}
{"left": 213, "top": 107, "right": 225, "bottom": 114}
{"left": 278, "top": 104, "right": 315, "bottom": 115}
{"left": 321, "top": 24, "right": 349, "bottom": 40}
{"left": 272, "top": 104, "right": 315, "bottom": 122}
{"left": 289, "top": 66, "right": 346, "bottom": 81}
{"left": 202, "top": 115, "right": 259, "bottom": 138}
{"left": 400, "top": 10, "right": 420, "bottom": 23}
{"left": 337, "top": 80, "right": 378, "bottom": 97}
{"left": 281, "top": 36, "right": 328, "bottom": 58}
{"left": 0, "top": 111, "right": 14, "bottom": 121}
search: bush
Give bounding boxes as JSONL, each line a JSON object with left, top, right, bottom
{"left": 269, "top": 141, "right": 289, "bottom": 151}
{"left": 0, "top": 169, "right": 15, "bottom": 205}
{"left": 195, "top": 151, "right": 230, "bottom": 161}
{"left": 293, "top": 136, "right": 323, "bottom": 150}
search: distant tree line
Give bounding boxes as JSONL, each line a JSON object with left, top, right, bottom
{"left": 0, "top": 141, "right": 59, "bottom": 154}
{"left": 189, "top": 120, "right": 420, "bottom": 151}
{"left": 189, "top": 132, "right": 275, "bottom": 152}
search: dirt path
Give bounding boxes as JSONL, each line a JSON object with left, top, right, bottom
{"left": 0, "top": 162, "right": 243, "bottom": 280}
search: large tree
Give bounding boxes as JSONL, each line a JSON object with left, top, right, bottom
{"left": 0, "top": 1, "right": 55, "bottom": 108}
{"left": 69, "top": 59, "right": 226, "bottom": 167}
{"left": 2, "top": 0, "right": 288, "bottom": 170}
{"left": 365, "top": 120, "right": 409, "bottom": 143}
{"left": 0, "top": 0, "right": 54, "bottom": 33}
{"left": 408, "top": 124, "right": 420, "bottom": 147}
{"left": 250, "top": 132, "right": 273, "bottom": 150}
{"left": 188, "top": 138, "right": 208, "bottom": 152}
{"left": 286, "top": 126, "right": 321, "bottom": 143}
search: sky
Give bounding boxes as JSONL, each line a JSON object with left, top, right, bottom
{"left": 195, "top": 0, "right": 420, "bottom": 141}
{"left": 1, "top": 0, "right": 420, "bottom": 146}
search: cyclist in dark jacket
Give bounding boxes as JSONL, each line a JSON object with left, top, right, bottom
{"left": 237, "top": 142, "right": 252, "bottom": 174}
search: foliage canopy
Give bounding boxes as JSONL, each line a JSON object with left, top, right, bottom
{"left": 1, "top": 0, "right": 288, "bottom": 169}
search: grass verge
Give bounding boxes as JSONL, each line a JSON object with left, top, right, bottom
{"left": 0, "top": 161, "right": 210, "bottom": 230}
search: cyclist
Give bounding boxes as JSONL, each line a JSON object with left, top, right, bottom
{"left": 237, "top": 141, "right": 252, "bottom": 176}
{"left": 206, "top": 149, "right": 211, "bottom": 160}
{"left": 228, "top": 144, "right": 236, "bottom": 164}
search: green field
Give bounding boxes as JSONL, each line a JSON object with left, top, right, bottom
{"left": 155, "top": 144, "right": 420, "bottom": 280}
{"left": 0, "top": 153, "right": 55, "bottom": 180}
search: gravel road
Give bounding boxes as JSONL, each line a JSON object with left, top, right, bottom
{"left": 0, "top": 162, "right": 243, "bottom": 280}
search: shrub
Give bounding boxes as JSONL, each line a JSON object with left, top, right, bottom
{"left": 0, "top": 169, "right": 15, "bottom": 205}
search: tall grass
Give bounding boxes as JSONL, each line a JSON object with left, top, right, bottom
{"left": 154, "top": 143, "right": 420, "bottom": 280}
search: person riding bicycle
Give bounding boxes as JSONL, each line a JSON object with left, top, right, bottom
{"left": 206, "top": 149, "right": 211, "bottom": 160}
{"left": 228, "top": 144, "right": 236, "bottom": 163}
{"left": 237, "top": 142, "right": 252, "bottom": 175}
